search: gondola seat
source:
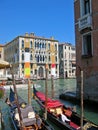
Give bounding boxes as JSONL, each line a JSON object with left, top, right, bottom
{"left": 20, "top": 105, "right": 36, "bottom": 126}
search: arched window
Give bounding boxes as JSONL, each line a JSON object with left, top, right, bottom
{"left": 22, "top": 63, "right": 24, "bottom": 69}
{"left": 35, "top": 42, "right": 37, "bottom": 48}
{"left": 43, "top": 56, "right": 45, "bottom": 61}
{"left": 22, "top": 54, "right": 24, "bottom": 61}
{"left": 30, "top": 54, "right": 33, "bottom": 60}
{"left": 37, "top": 42, "right": 39, "bottom": 48}
{"left": 37, "top": 56, "right": 39, "bottom": 62}
{"left": 42, "top": 43, "right": 44, "bottom": 48}
{"left": 30, "top": 64, "right": 33, "bottom": 69}
{"left": 49, "top": 56, "right": 50, "bottom": 61}
{"left": 55, "top": 56, "right": 57, "bottom": 62}
{"left": 55, "top": 44, "right": 57, "bottom": 51}
{"left": 45, "top": 43, "right": 46, "bottom": 48}
{"left": 30, "top": 41, "right": 33, "bottom": 48}
{"left": 48, "top": 43, "right": 50, "bottom": 49}
{"left": 40, "top": 56, "right": 42, "bottom": 61}
{"left": 40, "top": 43, "right": 41, "bottom": 49}
{"left": 22, "top": 40, "right": 24, "bottom": 48}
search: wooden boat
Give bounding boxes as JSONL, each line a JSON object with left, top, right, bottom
{"left": 33, "top": 86, "right": 98, "bottom": 130}
{"left": 6, "top": 87, "right": 54, "bottom": 130}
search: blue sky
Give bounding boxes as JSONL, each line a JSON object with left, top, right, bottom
{"left": 0, "top": 0, "right": 75, "bottom": 44}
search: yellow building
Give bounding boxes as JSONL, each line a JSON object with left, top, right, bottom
{"left": 4, "top": 33, "right": 59, "bottom": 79}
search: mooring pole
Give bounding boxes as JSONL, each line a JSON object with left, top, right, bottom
{"left": 11, "top": 66, "right": 23, "bottom": 130}
{"left": 81, "top": 70, "right": 83, "bottom": 130}
{"left": 28, "top": 79, "right": 31, "bottom": 105}
{"left": 51, "top": 75, "right": 54, "bottom": 99}
{"left": 45, "top": 65, "right": 48, "bottom": 120}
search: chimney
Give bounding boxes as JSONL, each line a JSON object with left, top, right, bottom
{"left": 50, "top": 36, "right": 54, "bottom": 40}
{"left": 30, "top": 32, "right": 35, "bottom": 36}
{"left": 25, "top": 32, "right": 29, "bottom": 36}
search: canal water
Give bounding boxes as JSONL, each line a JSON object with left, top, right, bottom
{"left": 0, "top": 79, "right": 98, "bottom": 130}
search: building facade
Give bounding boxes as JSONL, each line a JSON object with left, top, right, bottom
{"left": 74, "top": 0, "right": 98, "bottom": 102}
{"left": 0, "top": 45, "right": 5, "bottom": 77}
{"left": 4, "top": 33, "right": 59, "bottom": 79}
{"left": 59, "top": 43, "right": 76, "bottom": 78}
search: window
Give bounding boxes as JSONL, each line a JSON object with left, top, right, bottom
{"left": 55, "top": 44, "right": 57, "bottom": 51}
{"left": 65, "top": 52, "right": 66, "bottom": 59}
{"left": 35, "top": 42, "right": 37, "bottom": 48}
{"left": 35, "top": 69, "right": 37, "bottom": 75}
{"left": 30, "top": 41, "right": 33, "bottom": 48}
{"left": 0, "top": 52, "right": 1, "bottom": 58}
{"left": 43, "top": 56, "right": 45, "bottom": 62}
{"left": 37, "top": 42, "right": 39, "bottom": 48}
{"left": 22, "top": 63, "right": 24, "bottom": 69}
{"left": 22, "top": 71, "right": 24, "bottom": 75}
{"left": 25, "top": 48, "right": 30, "bottom": 52}
{"left": 30, "top": 64, "right": 33, "bottom": 69}
{"left": 80, "top": 0, "right": 91, "bottom": 16}
{"left": 22, "top": 40, "right": 24, "bottom": 48}
{"left": 48, "top": 43, "right": 50, "bottom": 49}
{"left": 84, "top": 0, "right": 90, "bottom": 14}
{"left": 82, "top": 33, "right": 92, "bottom": 57}
{"left": 55, "top": 56, "right": 57, "bottom": 62}
{"left": 30, "top": 54, "right": 33, "bottom": 60}
{"left": 49, "top": 56, "right": 50, "bottom": 61}
{"left": 22, "top": 54, "right": 24, "bottom": 61}
{"left": 40, "top": 56, "right": 42, "bottom": 61}
{"left": 42, "top": 43, "right": 44, "bottom": 48}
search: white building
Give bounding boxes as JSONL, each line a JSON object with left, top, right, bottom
{"left": 4, "top": 33, "right": 59, "bottom": 79}
{"left": 59, "top": 43, "right": 76, "bottom": 78}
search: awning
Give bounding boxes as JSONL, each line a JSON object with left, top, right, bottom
{"left": 0, "top": 60, "right": 11, "bottom": 69}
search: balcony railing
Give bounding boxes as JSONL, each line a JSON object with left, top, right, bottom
{"left": 79, "top": 14, "right": 92, "bottom": 31}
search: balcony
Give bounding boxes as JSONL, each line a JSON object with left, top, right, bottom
{"left": 79, "top": 14, "right": 92, "bottom": 31}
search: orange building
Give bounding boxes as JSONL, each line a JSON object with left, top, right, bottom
{"left": 74, "top": 0, "right": 98, "bottom": 102}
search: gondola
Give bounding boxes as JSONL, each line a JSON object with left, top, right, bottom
{"left": 6, "top": 87, "right": 54, "bottom": 130}
{"left": 33, "top": 86, "right": 98, "bottom": 130}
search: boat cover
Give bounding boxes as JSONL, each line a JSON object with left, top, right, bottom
{"left": 46, "top": 100, "right": 63, "bottom": 108}
{"left": 36, "top": 91, "right": 52, "bottom": 102}
{"left": 36, "top": 91, "right": 63, "bottom": 108}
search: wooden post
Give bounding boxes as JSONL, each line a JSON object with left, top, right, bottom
{"left": 28, "top": 79, "right": 31, "bottom": 105}
{"left": 81, "top": 70, "right": 83, "bottom": 130}
{"left": 51, "top": 75, "right": 54, "bottom": 99}
{"left": 11, "top": 66, "right": 23, "bottom": 130}
{"left": 45, "top": 66, "right": 48, "bottom": 120}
